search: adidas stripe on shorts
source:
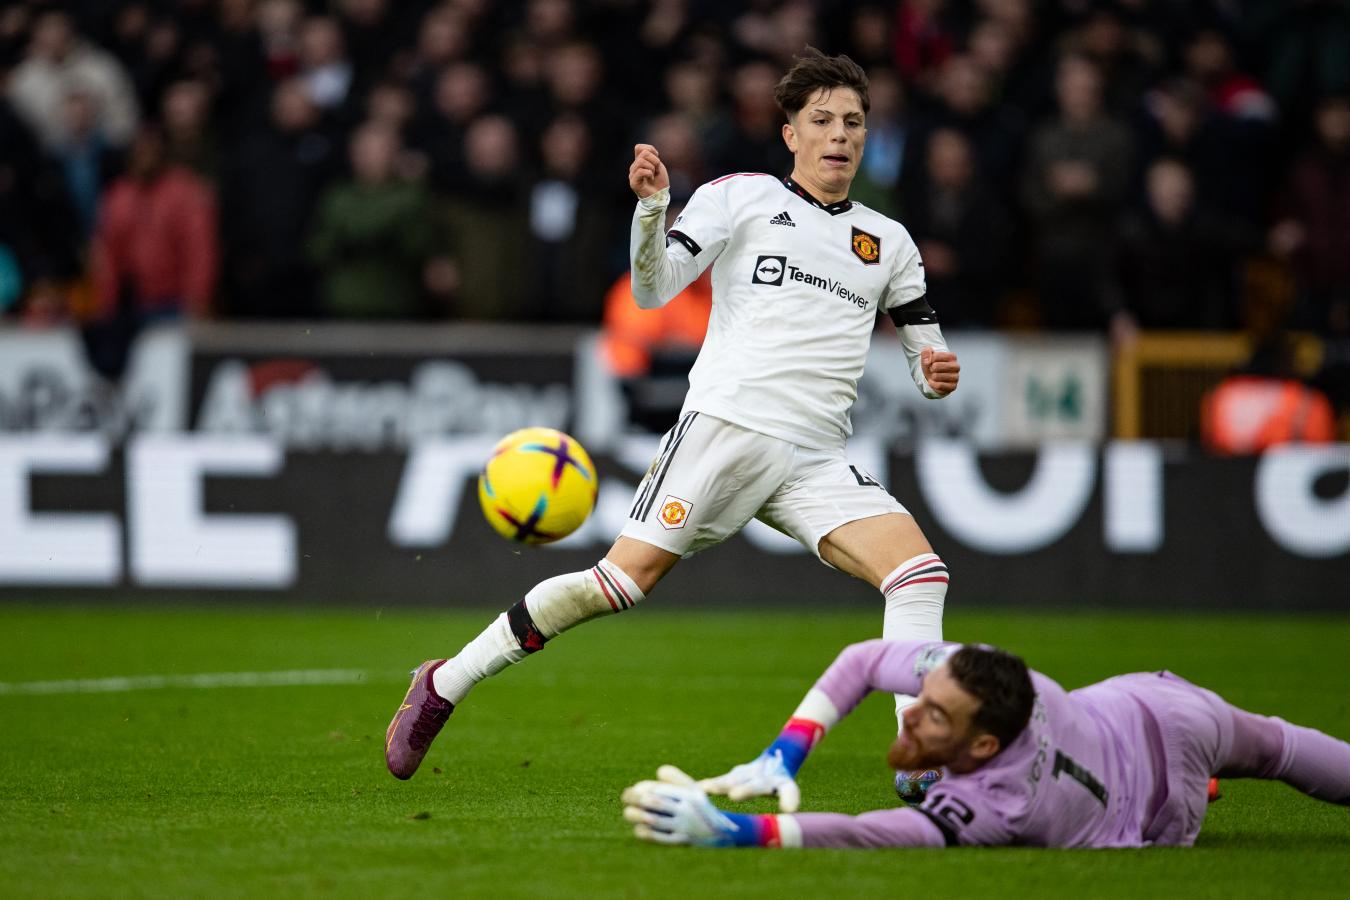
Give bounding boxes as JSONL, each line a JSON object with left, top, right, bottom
{"left": 620, "top": 412, "right": 909, "bottom": 561}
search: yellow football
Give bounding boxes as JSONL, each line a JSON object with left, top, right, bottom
{"left": 477, "top": 427, "right": 599, "bottom": 544}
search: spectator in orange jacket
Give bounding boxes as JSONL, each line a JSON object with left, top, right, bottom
{"left": 601, "top": 264, "right": 712, "bottom": 433}
{"left": 92, "top": 126, "right": 219, "bottom": 323}
{"left": 601, "top": 268, "right": 712, "bottom": 379}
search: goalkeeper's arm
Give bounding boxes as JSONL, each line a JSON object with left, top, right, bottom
{"left": 623, "top": 772, "right": 949, "bottom": 849}
{"left": 699, "top": 640, "right": 960, "bottom": 810}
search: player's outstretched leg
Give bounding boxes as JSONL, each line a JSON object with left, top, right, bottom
{"left": 384, "top": 558, "right": 647, "bottom": 779}
{"left": 1222, "top": 708, "right": 1350, "bottom": 805}
{"left": 880, "top": 552, "right": 948, "bottom": 802}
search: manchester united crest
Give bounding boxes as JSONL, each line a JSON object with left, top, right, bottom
{"left": 659, "top": 495, "right": 692, "bottom": 530}
{"left": 851, "top": 227, "right": 881, "bottom": 265}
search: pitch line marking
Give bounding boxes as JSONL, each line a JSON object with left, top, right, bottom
{"left": 0, "top": 668, "right": 377, "bottom": 696}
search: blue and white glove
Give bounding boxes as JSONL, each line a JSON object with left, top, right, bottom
{"left": 696, "top": 750, "right": 801, "bottom": 812}
{"left": 622, "top": 766, "right": 773, "bottom": 847}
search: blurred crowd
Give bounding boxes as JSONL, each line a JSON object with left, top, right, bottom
{"left": 1, "top": 0, "right": 1349, "bottom": 343}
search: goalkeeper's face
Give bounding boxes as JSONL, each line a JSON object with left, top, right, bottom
{"left": 888, "top": 665, "right": 996, "bottom": 775}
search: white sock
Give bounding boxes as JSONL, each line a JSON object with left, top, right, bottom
{"left": 432, "top": 559, "right": 646, "bottom": 704}
{"left": 880, "top": 553, "right": 948, "bottom": 729}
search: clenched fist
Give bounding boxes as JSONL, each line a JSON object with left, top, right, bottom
{"left": 629, "top": 143, "right": 670, "bottom": 199}
{"left": 921, "top": 347, "right": 960, "bottom": 396}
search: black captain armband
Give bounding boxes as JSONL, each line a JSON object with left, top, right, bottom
{"left": 889, "top": 296, "right": 939, "bottom": 327}
{"left": 665, "top": 229, "right": 702, "bottom": 257}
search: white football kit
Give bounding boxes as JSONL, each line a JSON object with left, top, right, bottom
{"left": 622, "top": 174, "right": 950, "bottom": 559}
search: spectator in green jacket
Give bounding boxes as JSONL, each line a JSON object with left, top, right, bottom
{"left": 308, "top": 121, "right": 434, "bottom": 319}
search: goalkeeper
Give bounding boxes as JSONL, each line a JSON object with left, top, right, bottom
{"left": 622, "top": 640, "right": 1350, "bottom": 848}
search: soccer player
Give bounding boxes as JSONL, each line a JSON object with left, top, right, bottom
{"left": 621, "top": 639, "right": 1350, "bottom": 848}
{"left": 386, "top": 48, "right": 960, "bottom": 780}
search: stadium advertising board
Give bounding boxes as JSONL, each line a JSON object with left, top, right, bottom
{"left": 855, "top": 333, "right": 1106, "bottom": 447}
{"left": 1, "top": 432, "right": 1345, "bottom": 608}
{"left": 0, "top": 325, "right": 1342, "bottom": 608}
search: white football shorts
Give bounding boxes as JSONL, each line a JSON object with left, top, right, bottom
{"left": 619, "top": 412, "right": 910, "bottom": 560}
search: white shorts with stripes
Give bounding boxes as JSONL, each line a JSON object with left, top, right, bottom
{"left": 620, "top": 412, "right": 910, "bottom": 560}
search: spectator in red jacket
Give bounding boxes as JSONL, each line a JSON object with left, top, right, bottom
{"left": 92, "top": 125, "right": 219, "bottom": 323}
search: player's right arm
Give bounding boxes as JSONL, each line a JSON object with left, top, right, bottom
{"left": 696, "top": 640, "right": 959, "bottom": 809}
{"left": 622, "top": 773, "right": 949, "bottom": 848}
{"left": 628, "top": 145, "right": 729, "bottom": 309}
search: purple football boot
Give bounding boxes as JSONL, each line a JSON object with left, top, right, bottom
{"left": 385, "top": 659, "right": 453, "bottom": 779}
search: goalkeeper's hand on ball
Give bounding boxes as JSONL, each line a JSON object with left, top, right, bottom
{"left": 622, "top": 766, "right": 745, "bottom": 847}
{"left": 696, "top": 750, "right": 801, "bottom": 813}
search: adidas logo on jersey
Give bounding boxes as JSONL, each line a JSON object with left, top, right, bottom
{"left": 768, "top": 211, "right": 796, "bottom": 227}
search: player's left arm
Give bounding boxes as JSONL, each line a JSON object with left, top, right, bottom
{"left": 885, "top": 239, "right": 959, "bottom": 398}
{"left": 690, "top": 641, "right": 959, "bottom": 811}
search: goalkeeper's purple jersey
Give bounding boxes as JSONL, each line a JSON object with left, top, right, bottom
{"left": 794, "top": 640, "right": 1223, "bottom": 849}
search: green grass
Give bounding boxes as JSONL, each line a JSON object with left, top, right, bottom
{"left": 1, "top": 604, "right": 1348, "bottom": 899}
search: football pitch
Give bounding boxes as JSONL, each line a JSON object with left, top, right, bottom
{"left": 2, "top": 603, "right": 1348, "bottom": 899}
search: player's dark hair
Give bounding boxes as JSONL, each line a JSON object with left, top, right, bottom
{"left": 774, "top": 46, "right": 870, "bottom": 118}
{"left": 947, "top": 645, "right": 1035, "bottom": 751}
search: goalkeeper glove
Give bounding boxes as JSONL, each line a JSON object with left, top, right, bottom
{"left": 622, "top": 766, "right": 782, "bottom": 847}
{"left": 696, "top": 717, "right": 824, "bottom": 812}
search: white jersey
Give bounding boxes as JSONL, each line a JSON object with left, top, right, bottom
{"left": 630, "top": 174, "right": 948, "bottom": 450}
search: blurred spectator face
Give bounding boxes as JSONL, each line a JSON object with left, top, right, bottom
{"left": 546, "top": 42, "right": 602, "bottom": 106}
{"left": 647, "top": 113, "right": 701, "bottom": 173}
{"left": 1056, "top": 56, "right": 1103, "bottom": 123}
{"left": 1315, "top": 97, "right": 1350, "bottom": 153}
{"left": 367, "top": 82, "right": 415, "bottom": 131}
{"left": 271, "top": 78, "right": 319, "bottom": 133}
{"left": 434, "top": 62, "right": 489, "bottom": 122}
{"left": 145, "top": 19, "right": 180, "bottom": 64}
{"left": 449, "top": 0, "right": 491, "bottom": 22}
{"left": 62, "top": 90, "right": 98, "bottom": 141}
{"left": 128, "top": 128, "right": 169, "bottom": 179}
{"left": 541, "top": 114, "right": 590, "bottom": 178}
{"left": 350, "top": 123, "right": 399, "bottom": 184}
{"left": 732, "top": 61, "right": 779, "bottom": 116}
{"left": 850, "top": 7, "right": 892, "bottom": 62}
{"left": 30, "top": 12, "right": 75, "bottom": 62}
{"left": 979, "top": 0, "right": 1031, "bottom": 41}
{"left": 417, "top": 10, "right": 467, "bottom": 67}
{"left": 300, "top": 17, "right": 345, "bottom": 69}
{"left": 341, "top": 0, "right": 389, "bottom": 28}
{"left": 867, "top": 68, "right": 903, "bottom": 121}
{"left": 1079, "top": 10, "right": 1125, "bottom": 63}
{"left": 969, "top": 19, "right": 1015, "bottom": 77}
{"left": 113, "top": 4, "right": 150, "bottom": 44}
{"left": 1148, "top": 80, "right": 1203, "bottom": 145}
{"left": 938, "top": 55, "right": 988, "bottom": 118}
{"left": 502, "top": 36, "right": 544, "bottom": 87}
{"left": 219, "top": 0, "right": 253, "bottom": 32}
{"left": 163, "top": 81, "right": 210, "bottom": 139}
{"left": 464, "top": 115, "right": 518, "bottom": 179}
{"left": 527, "top": 0, "right": 574, "bottom": 44}
{"left": 927, "top": 128, "right": 974, "bottom": 190}
{"left": 665, "top": 62, "right": 717, "bottom": 116}
{"left": 257, "top": 0, "right": 302, "bottom": 42}
{"left": 1145, "top": 159, "right": 1194, "bottom": 226}
{"left": 1184, "top": 30, "right": 1233, "bottom": 83}
{"left": 770, "top": 2, "right": 817, "bottom": 62}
